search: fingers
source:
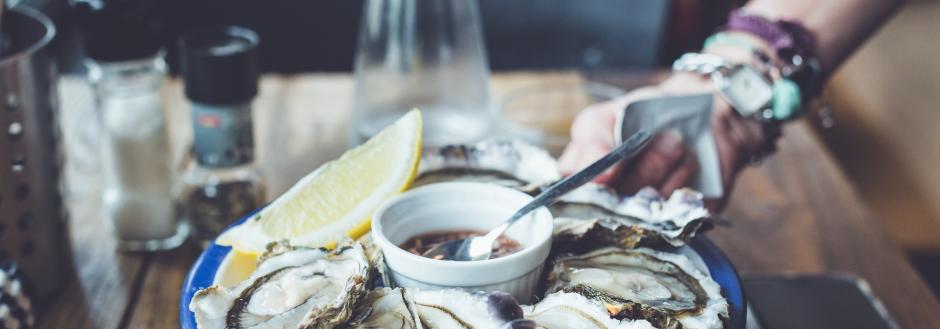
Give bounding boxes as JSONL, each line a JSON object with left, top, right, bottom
{"left": 560, "top": 96, "right": 635, "bottom": 184}
{"left": 559, "top": 142, "right": 623, "bottom": 185}
{"left": 712, "top": 111, "right": 742, "bottom": 189}
{"left": 703, "top": 198, "right": 726, "bottom": 213}
{"left": 658, "top": 149, "right": 699, "bottom": 196}
{"left": 705, "top": 98, "right": 770, "bottom": 211}
{"left": 566, "top": 103, "right": 619, "bottom": 148}
{"left": 560, "top": 86, "right": 673, "bottom": 187}
{"left": 710, "top": 101, "right": 767, "bottom": 188}
{"left": 564, "top": 85, "right": 665, "bottom": 150}
{"left": 615, "top": 131, "right": 687, "bottom": 194}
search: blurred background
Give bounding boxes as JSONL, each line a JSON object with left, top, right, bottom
{"left": 7, "top": 0, "right": 940, "bottom": 306}
{"left": 35, "top": 0, "right": 730, "bottom": 74}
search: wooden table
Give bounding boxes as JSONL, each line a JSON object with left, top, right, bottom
{"left": 39, "top": 72, "right": 940, "bottom": 328}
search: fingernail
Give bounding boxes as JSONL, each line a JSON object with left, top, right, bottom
{"left": 655, "top": 130, "right": 684, "bottom": 153}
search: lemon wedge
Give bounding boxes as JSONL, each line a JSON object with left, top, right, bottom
{"left": 217, "top": 110, "right": 422, "bottom": 255}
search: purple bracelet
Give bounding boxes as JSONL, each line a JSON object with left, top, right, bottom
{"left": 725, "top": 9, "right": 823, "bottom": 97}
{"left": 726, "top": 10, "right": 816, "bottom": 62}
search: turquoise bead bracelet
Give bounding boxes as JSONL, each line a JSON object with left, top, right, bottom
{"left": 705, "top": 32, "right": 802, "bottom": 121}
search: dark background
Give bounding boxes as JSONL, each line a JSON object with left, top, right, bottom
{"left": 20, "top": 0, "right": 734, "bottom": 74}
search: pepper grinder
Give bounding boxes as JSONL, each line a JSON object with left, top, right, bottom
{"left": 177, "top": 26, "right": 265, "bottom": 244}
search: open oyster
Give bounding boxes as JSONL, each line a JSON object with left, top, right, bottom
{"left": 545, "top": 247, "right": 728, "bottom": 329}
{"left": 524, "top": 291, "right": 656, "bottom": 329}
{"left": 551, "top": 185, "right": 710, "bottom": 250}
{"left": 189, "top": 239, "right": 371, "bottom": 329}
{"left": 358, "top": 234, "right": 391, "bottom": 288}
{"left": 412, "top": 289, "right": 530, "bottom": 329}
{"left": 414, "top": 140, "right": 560, "bottom": 192}
{"left": 344, "top": 288, "right": 421, "bottom": 329}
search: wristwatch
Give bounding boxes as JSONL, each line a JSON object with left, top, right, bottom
{"left": 672, "top": 52, "right": 801, "bottom": 122}
{"left": 672, "top": 52, "right": 785, "bottom": 164}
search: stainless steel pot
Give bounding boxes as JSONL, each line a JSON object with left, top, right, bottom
{"left": 0, "top": 7, "right": 70, "bottom": 305}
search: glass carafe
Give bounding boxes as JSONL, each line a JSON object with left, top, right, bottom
{"left": 351, "top": 0, "right": 492, "bottom": 148}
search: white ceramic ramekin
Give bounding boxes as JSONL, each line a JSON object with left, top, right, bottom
{"left": 371, "top": 182, "right": 553, "bottom": 303}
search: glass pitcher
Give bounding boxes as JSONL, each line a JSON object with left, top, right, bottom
{"left": 350, "top": 0, "right": 492, "bottom": 148}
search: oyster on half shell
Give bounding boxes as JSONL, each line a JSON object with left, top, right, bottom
{"left": 551, "top": 185, "right": 710, "bottom": 250}
{"left": 414, "top": 140, "right": 560, "bottom": 192}
{"left": 343, "top": 288, "right": 533, "bottom": 329}
{"left": 545, "top": 247, "right": 728, "bottom": 329}
{"left": 189, "top": 239, "right": 371, "bottom": 329}
{"left": 343, "top": 288, "right": 421, "bottom": 329}
{"left": 412, "top": 289, "right": 530, "bottom": 329}
{"left": 524, "top": 291, "right": 656, "bottom": 329}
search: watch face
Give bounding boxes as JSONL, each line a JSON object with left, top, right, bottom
{"left": 718, "top": 65, "right": 773, "bottom": 116}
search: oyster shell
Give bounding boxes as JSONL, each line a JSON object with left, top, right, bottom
{"left": 523, "top": 291, "right": 656, "bottom": 329}
{"left": 412, "top": 289, "right": 526, "bottom": 329}
{"left": 358, "top": 234, "right": 391, "bottom": 288}
{"left": 344, "top": 288, "right": 421, "bottom": 329}
{"left": 189, "top": 239, "right": 371, "bottom": 329}
{"left": 551, "top": 185, "right": 710, "bottom": 250}
{"left": 414, "top": 140, "right": 560, "bottom": 192}
{"left": 545, "top": 247, "right": 728, "bottom": 329}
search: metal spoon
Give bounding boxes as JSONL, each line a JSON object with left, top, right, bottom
{"left": 421, "top": 130, "right": 652, "bottom": 261}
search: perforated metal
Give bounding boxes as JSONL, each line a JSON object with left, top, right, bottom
{"left": 0, "top": 8, "right": 71, "bottom": 305}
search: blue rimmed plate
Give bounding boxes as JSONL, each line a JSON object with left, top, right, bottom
{"left": 179, "top": 215, "right": 746, "bottom": 329}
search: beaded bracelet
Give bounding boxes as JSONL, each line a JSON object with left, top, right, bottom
{"left": 724, "top": 10, "right": 824, "bottom": 99}
{"left": 704, "top": 32, "right": 802, "bottom": 121}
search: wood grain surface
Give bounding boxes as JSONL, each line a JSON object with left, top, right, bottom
{"left": 38, "top": 72, "right": 940, "bottom": 328}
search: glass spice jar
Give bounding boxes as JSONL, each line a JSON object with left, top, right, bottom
{"left": 177, "top": 26, "right": 266, "bottom": 244}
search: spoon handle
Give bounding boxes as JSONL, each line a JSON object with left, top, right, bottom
{"left": 484, "top": 130, "right": 652, "bottom": 241}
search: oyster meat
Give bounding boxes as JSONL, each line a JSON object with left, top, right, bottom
{"left": 189, "top": 239, "right": 371, "bottom": 329}
{"left": 524, "top": 291, "right": 656, "bottom": 329}
{"left": 551, "top": 185, "right": 710, "bottom": 250}
{"left": 412, "top": 289, "right": 530, "bottom": 329}
{"left": 545, "top": 247, "right": 728, "bottom": 329}
{"left": 344, "top": 288, "right": 421, "bottom": 329}
{"left": 414, "top": 140, "right": 560, "bottom": 192}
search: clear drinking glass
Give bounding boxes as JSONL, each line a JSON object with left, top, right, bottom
{"left": 497, "top": 82, "right": 625, "bottom": 156}
{"left": 351, "top": 0, "right": 492, "bottom": 148}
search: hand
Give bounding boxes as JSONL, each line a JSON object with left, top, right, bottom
{"left": 559, "top": 73, "right": 775, "bottom": 211}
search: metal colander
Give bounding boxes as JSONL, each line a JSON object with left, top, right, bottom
{"left": 0, "top": 7, "right": 70, "bottom": 305}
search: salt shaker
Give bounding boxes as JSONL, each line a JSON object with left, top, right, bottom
{"left": 75, "top": 0, "right": 188, "bottom": 251}
{"left": 177, "top": 27, "right": 265, "bottom": 244}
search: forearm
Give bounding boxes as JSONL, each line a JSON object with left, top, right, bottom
{"left": 743, "top": 0, "right": 904, "bottom": 74}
